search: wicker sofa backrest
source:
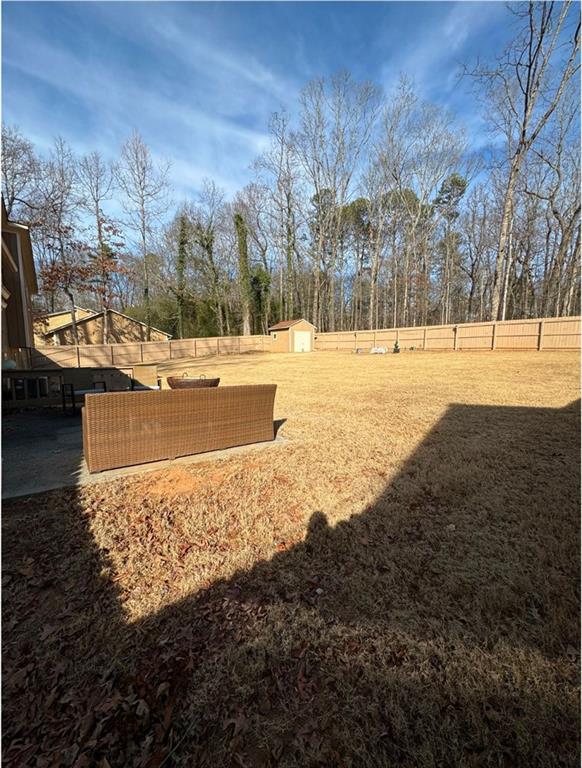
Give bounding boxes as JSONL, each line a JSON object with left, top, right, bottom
{"left": 82, "top": 384, "right": 276, "bottom": 473}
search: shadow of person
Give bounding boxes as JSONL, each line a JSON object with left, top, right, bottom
{"left": 2, "top": 400, "right": 580, "bottom": 767}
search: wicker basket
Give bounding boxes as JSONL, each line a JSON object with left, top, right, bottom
{"left": 167, "top": 376, "right": 220, "bottom": 389}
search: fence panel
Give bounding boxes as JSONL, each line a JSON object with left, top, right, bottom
{"left": 168, "top": 340, "right": 197, "bottom": 359}
{"left": 314, "top": 316, "right": 580, "bottom": 352}
{"left": 425, "top": 326, "right": 455, "bottom": 350}
{"left": 112, "top": 344, "right": 143, "bottom": 366}
{"left": 78, "top": 345, "right": 114, "bottom": 367}
{"left": 141, "top": 342, "right": 171, "bottom": 362}
{"left": 541, "top": 318, "right": 581, "bottom": 349}
{"left": 195, "top": 337, "right": 220, "bottom": 357}
{"left": 374, "top": 330, "right": 398, "bottom": 346}
{"left": 319, "top": 333, "right": 342, "bottom": 350}
{"left": 218, "top": 337, "right": 240, "bottom": 355}
{"left": 495, "top": 320, "right": 539, "bottom": 350}
{"left": 32, "top": 346, "right": 78, "bottom": 368}
{"left": 354, "top": 331, "right": 375, "bottom": 350}
{"left": 397, "top": 328, "right": 425, "bottom": 348}
{"left": 458, "top": 322, "right": 495, "bottom": 350}
{"left": 240, "top": 336, "right": 269, "bottom": 352}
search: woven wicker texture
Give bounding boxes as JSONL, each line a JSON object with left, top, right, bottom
{"left": 166, "top": 376, "right": 220, "bottom": 389}
{"left": 83, "top": 384, "right": 276, "bottom": 473}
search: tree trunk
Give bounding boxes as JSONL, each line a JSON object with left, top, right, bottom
{"left": 368, "top": 237, "right": 380, "bottom": 330}
{"left": 176, "top": 214, "right": 188, "bottom": 339}
{"left": 491, "top": 158, "right": 520, "bottom": 320}
{"left": 286, "top": 223, "right": 294, "bottom": 319}
{"left": 312, "top": 266, "right": 320, "bottom": 329}
{"left": 234, "top": 213, "right": 252, "bottom": 335}
{"left": 66, "top": 291, "right": 80, "bottom": 345}
{"left": 224, "top": 296, "right": 231, "bottom": 335}
{"left": 143, "top": 255, "right": 151, "bottom": 342}
{"left": 564, "top": 228, "right": 580, "bottom": 315}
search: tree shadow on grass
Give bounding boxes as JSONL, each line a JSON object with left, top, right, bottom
{"left": 2, "top": 400, "right": 580, "bottom": 767}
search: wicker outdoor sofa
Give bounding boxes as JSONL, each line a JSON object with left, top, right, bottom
{"left": 82, "top": 384, "right": 277, "bottom": 473}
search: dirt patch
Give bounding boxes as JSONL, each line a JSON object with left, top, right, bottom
{"left": 137, "top": 466, "right": 229, "bottom": 499}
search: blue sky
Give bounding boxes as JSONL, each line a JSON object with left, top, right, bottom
{"left": 2, "top": 2, "right": 513, "bottom": 201}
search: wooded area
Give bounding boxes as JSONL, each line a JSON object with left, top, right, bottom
{"left": 2, "top": 1, "right": 579, "bottom": 339}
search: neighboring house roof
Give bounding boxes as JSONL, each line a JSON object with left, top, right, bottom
{"left": 1, "top": 199, "right": 38, "bottom": 294}
{"left": 37, "top": 306, "right": 95, "bottom": 320}
{"left": 35, "top": 307, "right": 97, "bottom": 333}
{"left": 268, "top": 319, "right": 315, "bottom": 331}
{"left": 41, "top": 308, "right": 172, "bottom": 340}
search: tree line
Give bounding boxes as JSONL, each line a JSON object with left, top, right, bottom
{"left": 2, "top": 1, "right": 579, "bottom": 342}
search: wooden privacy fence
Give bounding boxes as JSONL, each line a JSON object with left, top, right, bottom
{"left": 314, "top": 316, "right": 581, "bottom": 352}
{"left": 31, "top": 334, "right": 270, "bottom": 369}
{"left": 26, "top": 317, "right": 580, "bottom": 369}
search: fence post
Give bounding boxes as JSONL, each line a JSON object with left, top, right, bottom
{"left": 169, "top": 341, "right": 173, "bottom": 360}
{"left": 453, "top": 325, "right": 458, "bottom": 351}
{"left": 110, "top": 345, "right": 114, "bottom": 366}
{"left": 140, "top": 344, "right": 144, "bottom": 363}
{"left": 217, "top": 338, "right": 220, "bottom": 356}
{"left": 238, "top": 337, "right": 241, "bottom": 355}
{"left": 194, "top": 339, "right": 197, "bottom": 358}
{"left": 76, "top": 346, "right": 81, "bottom": 368}
{"left": 491, "top": 323, "right": 497, "bottom": 351}
{"left": 538, "top": 320, "right": 544, "bottom": 351}
{"left": 423, "top": 327, "right": 427, "bottom": 351}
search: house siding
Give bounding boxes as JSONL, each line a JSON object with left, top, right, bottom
{"left": 2, "top": 227, "right": 35, "bottom": 356}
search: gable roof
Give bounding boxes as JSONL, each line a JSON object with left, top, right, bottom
{"left": 37, "top": 306, "right": 95, "bottom": 320}
{"left": 268, "top": 318, "right": 314, "bottom": 332}
{"left": 35, "top": 307, "right": 97, "bottom": 333}
{"left": 42, "top": 308, "right": 172, "bottom": 339}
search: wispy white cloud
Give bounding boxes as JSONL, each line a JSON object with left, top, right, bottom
{"left": 2, "top": 5, "right": 283, "bottom": 200}
{"left": 3, "top": 0, "right": 514, "bottom": 209}
{"left": 381, "top": 2, "right": 505, "bottom": 101}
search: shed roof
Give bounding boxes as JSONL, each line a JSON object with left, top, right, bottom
{"left": 268, "top": 318, "right": 314, "bottom": 332}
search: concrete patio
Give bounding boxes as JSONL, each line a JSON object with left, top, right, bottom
{"left": 2, "top": 409, "right": 287, "bottom": 499}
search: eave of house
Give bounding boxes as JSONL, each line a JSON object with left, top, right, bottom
{"left": 2, "top": 238, "right": 18, "bottom": 272}
{"left": 2, "top": 220, "right": 38, "bottom": 294}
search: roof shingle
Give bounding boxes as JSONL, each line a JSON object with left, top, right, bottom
{"left": 268, "top": 319, "right": 308, "bottom": 331}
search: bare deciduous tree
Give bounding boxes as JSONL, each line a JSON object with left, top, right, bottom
{"left": 1, "top": 124, "right": 39, "bottom": 218}
{"left": 468, "top": 0, "right": 580, "bottom": 320}
{"left": 116, "top": 130, "right": 170, "bottom": 340}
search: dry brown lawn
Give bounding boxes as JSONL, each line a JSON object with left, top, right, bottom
{"left": 3, "top": 351, "right": 580, "bottom": 767}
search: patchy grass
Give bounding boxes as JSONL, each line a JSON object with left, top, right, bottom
{"left": 3, "top": 351, "right": 580, "bottom": 767}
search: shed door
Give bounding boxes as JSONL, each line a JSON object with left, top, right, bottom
{"left": 294, "top": 330, "right": 312, "bottom": 352}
